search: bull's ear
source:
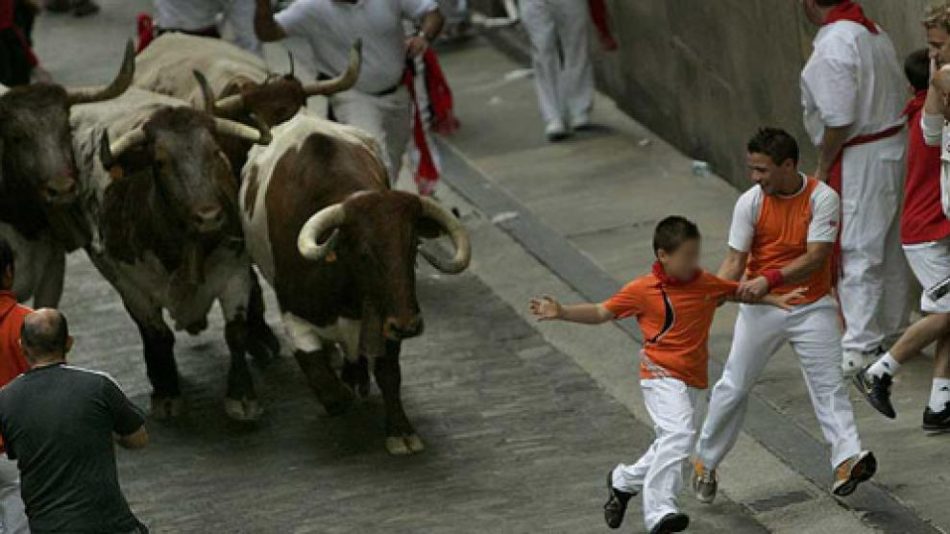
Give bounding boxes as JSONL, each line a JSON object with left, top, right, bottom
{"left": 98, "top": 130, "right": 124, "bottom": 181}
{"left": 417, "top": 216, "right": 444, "bottom": 239}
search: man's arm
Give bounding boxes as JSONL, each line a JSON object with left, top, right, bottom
{"left": 406, "top": 8, "right": 445, "bottom": 58}
{"left": 115, "top": 426, "right": 148, "bottom": 450}
{"left": 529, "top": 296, "right": 615, "bottom": 324}
{"left": 814, "top": 125, "right": 850, "bottom": 183}
{"left": 738, "top": 242, "right": 831, "bottom": 301}
{"left": 254, "top": 0, "right": 286, "bottom": 42}
{"left": 717, "top": 247, "right": 749, "bottom": 282}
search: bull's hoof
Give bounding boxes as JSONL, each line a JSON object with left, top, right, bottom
{"left": 385, "top": 434, "right": 425, "bottom": 456}
{"left": 151, "top": 395, "right": 184, "bottom": 420}
{"left": 224, "top": 397, "right": 263, "bottom": 422}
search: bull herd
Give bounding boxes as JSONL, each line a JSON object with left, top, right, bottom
{"left": 0, "top": 34, "right": 471, "bottom": 456}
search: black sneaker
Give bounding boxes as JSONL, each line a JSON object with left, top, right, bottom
{"left": 649, "top": 512, "right": 690, "bottom": 534}
{"left": 603, "top": 470, "right": 636, "bottom": 529}
{"left": 923, "top": 403, "right": 950, "bottom": 434}
{"left": 852, "top": 369, "right": 896, "bottom": 419}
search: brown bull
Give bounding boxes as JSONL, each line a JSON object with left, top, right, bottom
{"left": 241, "top": 113, "right": 470, "bottom": 455}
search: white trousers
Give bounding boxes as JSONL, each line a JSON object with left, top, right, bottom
{"left": 519, "top": 0, "right": 594, "bottom": 125}
{"left": 330, "top": 87, "right": 412, "bottom": 184}
{"left": 838, "top": 136, "right": 911, "bottom": 353}
{"left": 613, "top": 378, "right": 700, "bottom": 531}
{"left": 697, "top": 297, "right": 862, "bottom": 470}
{"left": 0, "top": 455, "right": 27, "bottom": 534}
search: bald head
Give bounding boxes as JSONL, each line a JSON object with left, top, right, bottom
{"left": 20, "top": 308, "right": 71, "bottom": 363}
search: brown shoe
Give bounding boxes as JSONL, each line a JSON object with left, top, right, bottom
{"left": 832, "top": 451, "right": 877, "bottom": 496}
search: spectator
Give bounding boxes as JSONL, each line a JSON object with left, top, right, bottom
{"left": 149, "top": 0, "right": 260, "bottom": 55}
{"left": 799, "top": 0, "right": 911, "bottom": 376}
{"left": 254, "top": 0, "right": 445, "bottom": 183}
{"left": 44, "top": 0, "right": 97, "bottom": 17}
{"left": 0, "top": 238, "right": 29, "bottom": 534}
{"left": 520, "top": 0, "right": 594, "bottom": 141}
{"left": 853, "top": 47, "right": 950, "bottom": 432}
{"left": 0, "top": 309, "right": 149, "bottom": 534}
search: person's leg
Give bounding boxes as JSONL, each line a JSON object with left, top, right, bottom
{"left": 519, "top": 0, "right": 567, "bottom": 137}
{"left": 551, "top": 0, "right": 594, "bottom": 128}
{"left": 222, "top": 0, "right": 262, "bottom": 55}
{"left": 789, "top": 298, "right": 863, "bottom": 469}
{"left": 638, "top": 379, "right": 696, "bottom": 531}
{"left": 838, "top": 140, "right": 904, "bottom": 373}
{"left": 330, "top": 89, "right": 397, "bottom": 181}
{"left": 696, "top": 304, "right": 786, "bottom": 470}
{"left": 0, "top": 454, "right": 28, "bottom": 534}
{"left": 378, "top": 88, "right": 413, "bottom": 184}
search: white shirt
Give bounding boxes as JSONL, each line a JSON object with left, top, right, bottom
{"left": 728, "top": 176, "right": 840, "bottom": 253}
{"left": 276, "top": 0, "right": 438, "bottom": 94}
{"left": 153, "top": 0, "right": 261, "bottom": 53}
{"left": 800, "top": 21, "right": 905, "bottom": 146}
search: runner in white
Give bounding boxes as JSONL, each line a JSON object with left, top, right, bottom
{"left": 153, "top": 0, "right": 261, "bottom": 54}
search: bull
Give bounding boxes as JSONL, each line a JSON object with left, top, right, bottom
{"left": 241, "top": 113, "right": 470, "bottom": 455}
{"left": 71, "top": 85, "right": 272, "bottom": 421}
{"left": 0, "top": 42, "right": 134, "bottom": 306}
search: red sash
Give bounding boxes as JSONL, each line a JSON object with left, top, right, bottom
{"left": 588, "top": 0, "right": 618, "bottom": 51}
{"left": 404, "top": 49, "right": 460, "bottom": 196}
{"left": 824, "top": 1, "right": 878, "bottom": 34}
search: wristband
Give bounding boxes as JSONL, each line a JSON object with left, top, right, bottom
{"left": 762, "top": 269, "right": 784, "bottom": 290}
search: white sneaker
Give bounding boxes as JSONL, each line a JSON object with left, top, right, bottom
{"left": 545, "top": 120, "right": 570, "bottom": 142}
{"left": 569, "top": 113, "right": 591, "bottom": 130}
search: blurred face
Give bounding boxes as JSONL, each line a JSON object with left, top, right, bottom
{"left": 927, "top": 26, "right": 950, "bottom": 63}
{"left": 747, "top": 152, "right": 796, "bottom": 196}
{"left": 657, "top": 238, "right": 701, "bottom": 280}
{"left": 801, "top": 0, "right": 825, "bottom": 26}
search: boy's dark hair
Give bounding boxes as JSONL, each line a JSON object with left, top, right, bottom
{"left": 0, "top": 237, "right": 13, "bottom": 280}
{"left": 747, "top": 127, "right": 799, "bottom": 166}
{"left": 653, "top": 216, "right": 700, "bottom": 255}
{"left": 905, "top": 48, "right": 931, "bottom": 92}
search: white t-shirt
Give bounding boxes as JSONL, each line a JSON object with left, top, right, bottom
{"left": 276, "top": 0, "right": 438, "bottom": 94}
{"left": 800, "top": 21, "right": 905, "bottom": 146}
{"left": 728, "top": 177, "right": 840, "bottom": 253}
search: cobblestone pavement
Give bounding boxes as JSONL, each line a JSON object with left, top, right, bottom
{"left": 55, "top": 253, "right": 756, "bottom": 533}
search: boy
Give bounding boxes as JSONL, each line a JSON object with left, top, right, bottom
{"left": 529, "top": 216, "right": 801, "bottom": 534}
{"left": 853, "top": 47, "right": 950, "bottom": 430}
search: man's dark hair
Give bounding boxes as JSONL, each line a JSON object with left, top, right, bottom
{"left": 906, "top": 48, "right": 931, "bottom": 92}
{"left": 0, "top": 237, "right": 13, "bottom": 281}
{"left": 653, "top": 216, "right": 700, "bottom": 255}
{"left": 747, "top": 128, "right": 800, "bottom": 166}
{"left": 21, "top": 311, "right": 69, "bottom": 357}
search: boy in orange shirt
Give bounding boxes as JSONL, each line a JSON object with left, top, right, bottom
{"left": 529, "top": 216, "right": 801, "bottom": 534}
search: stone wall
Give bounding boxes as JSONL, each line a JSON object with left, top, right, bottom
{"left": 591, "top": 1, "right": 936, "bottom": 187}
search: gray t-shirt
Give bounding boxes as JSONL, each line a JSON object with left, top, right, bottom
{"left": 0, "top": 363, "right": 145, "bottom": 534}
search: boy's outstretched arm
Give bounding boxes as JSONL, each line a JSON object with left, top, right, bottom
{"left": 529, "top": 296, "right": 615, "bottom": 324}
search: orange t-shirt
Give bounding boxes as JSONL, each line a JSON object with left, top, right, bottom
{"left": 0, "top": 290, "right": 31, "bottom": 451}
{"left": 735, "top": 177, "right": 838, "bottom": 304}
{"left": 602, "top": 270, "right": 737, "bottom": 389}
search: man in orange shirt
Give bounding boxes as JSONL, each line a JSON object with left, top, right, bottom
{"left": 0, "top": 236, "right": 30, "bottom": 533}
{"left": 692, "top": 128, "right": 875, "bottom": 505}
{"left": 529, "top": 217, "right": 800, "bottom": 534}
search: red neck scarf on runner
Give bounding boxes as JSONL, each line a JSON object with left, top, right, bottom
{"left": 824, "top": 1, "right": 878, "bottom": 34}
{"left": 652, "top": 261, "right": 700, "bottom": 286}
{"left": 903, "top": 89, "right": 928, "bottom": 118}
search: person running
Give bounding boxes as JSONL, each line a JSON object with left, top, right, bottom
{"left": 854, "top": 14, "right": 950, "bottom": 431}
{"left": 692, "top": 128, "right": 876, "bottom": 504}
{"left": 529, "top": 216, "right": 802, "bottom": 534}
{"left": 799, "top": 0, "right": 912, "bottom": 376}
{"left": 0, "top": 309, "right": 149, "bottom": 534}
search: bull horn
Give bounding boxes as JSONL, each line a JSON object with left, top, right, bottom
{"left": 418, "top": 197, "right": 471, "bottom": 274}
{"left": 302, "top": 39, "right": 362, "bottom": 97}
{"left": 100, "top": 128, "right": 146, "bottom": 168}
{"left": 213, "top": 93, "right": 245, "bottom": 116}
{"left": 66, "top": 40, "right": 135, "bottom": 106}
{"left": 213, "top": 117, "right": 270, "bottom": 145}
{"left": 297, "top": 203, "right": 346, "bottom": 261}
{"left": 193, "top": 70, "right": 216, "bottom": 114}
{"left": 287, "top": 51, "right": 295, "bottom": 78}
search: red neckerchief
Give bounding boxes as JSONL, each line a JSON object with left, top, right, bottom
{"left": 902, "top": 89, "right": 928, "bottom": 118}
{"left": 824, "top": 1, "right": 878, "bottom": 34}
{"left": 652, "top": 261, "right": 700, "bottom": 286}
